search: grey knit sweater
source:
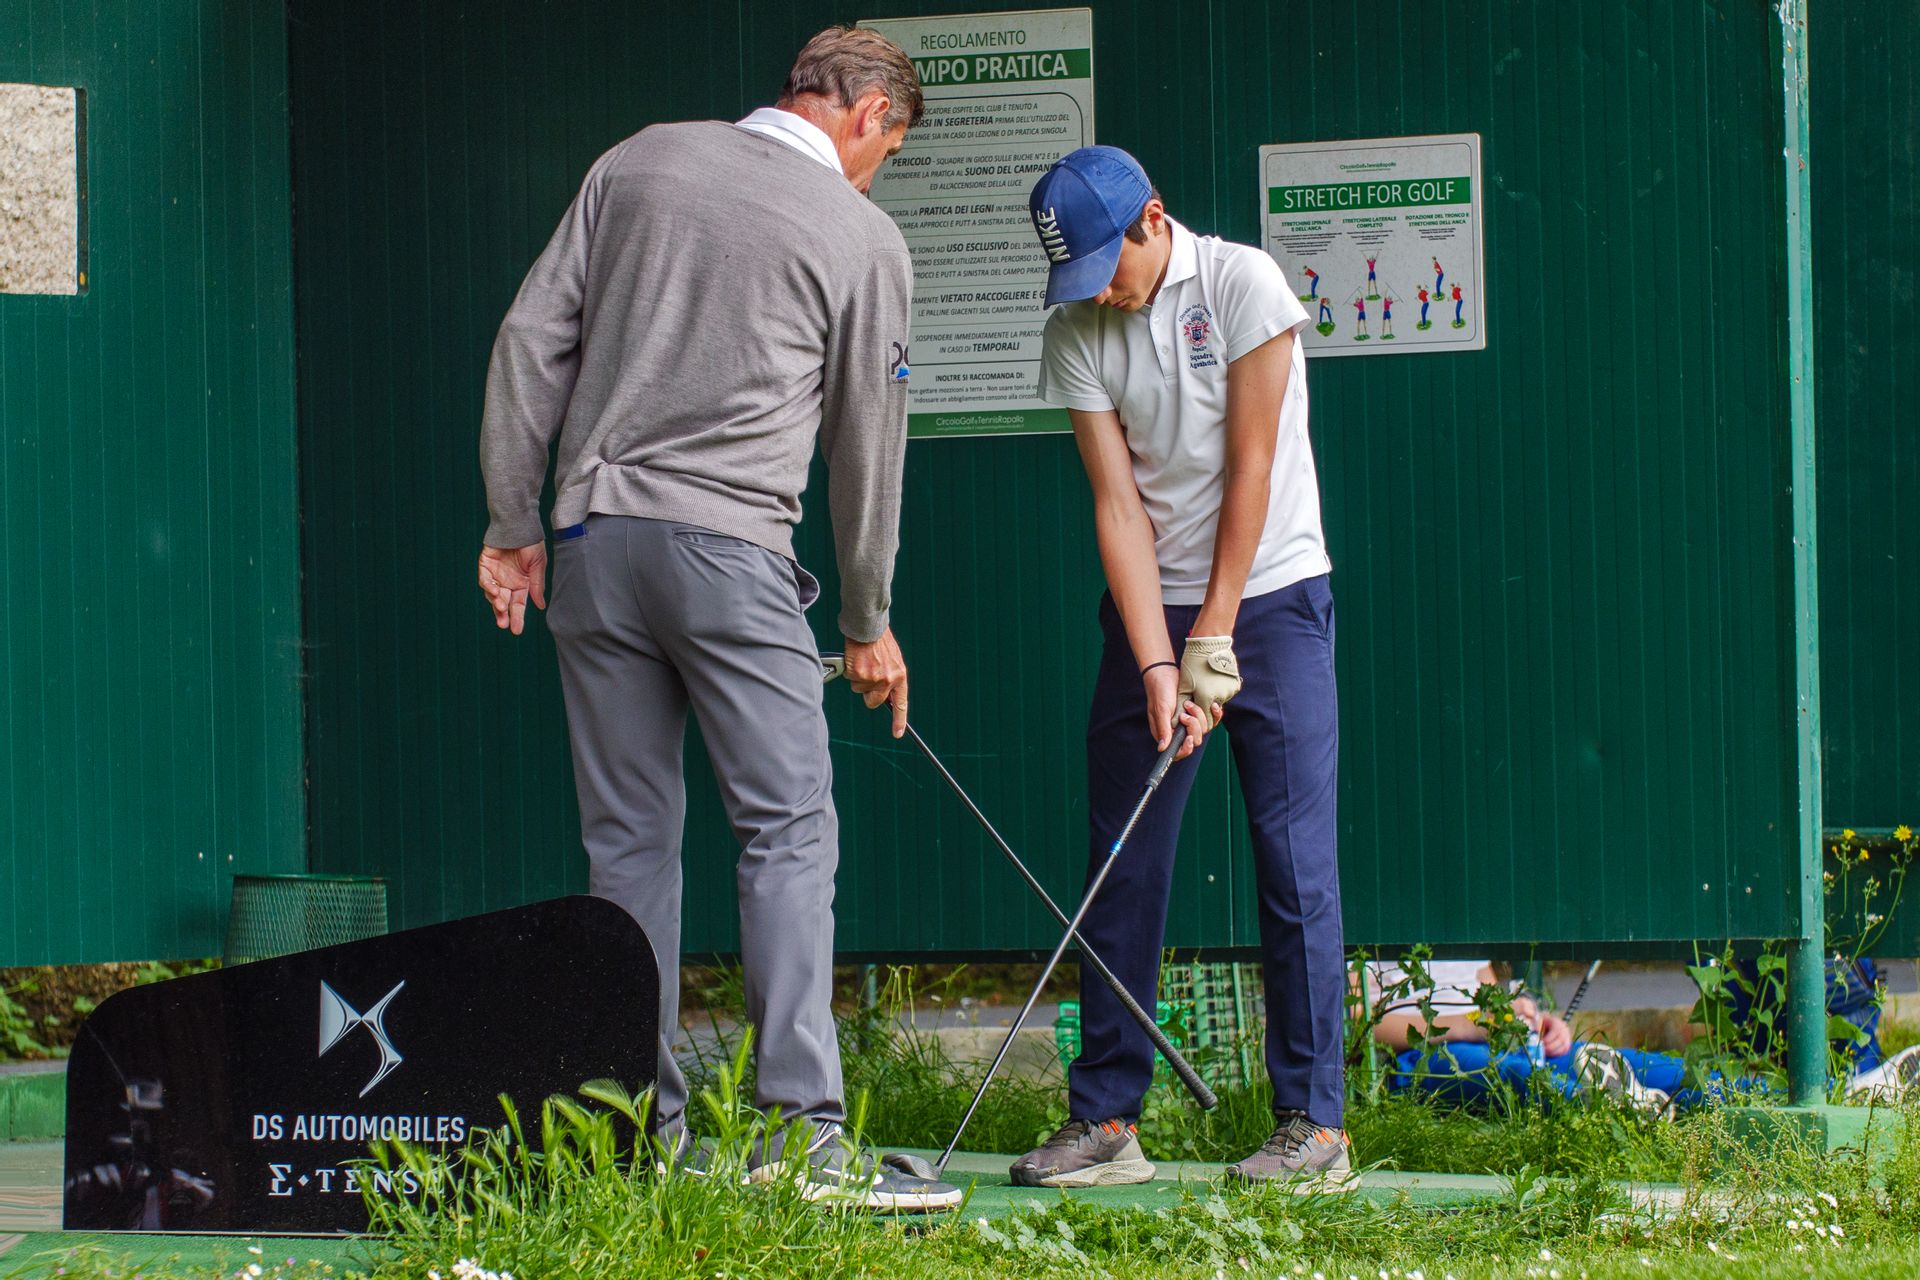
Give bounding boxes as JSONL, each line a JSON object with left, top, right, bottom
{"left": 480, "top": 121, "right": 913, "bottom": 641}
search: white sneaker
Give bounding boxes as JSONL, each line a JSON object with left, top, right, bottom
{"left": 1846, "top": 1045, "right": 1920, "bottom": 1103}
{"left": 1574, "top": 1044, "right": 1670, "bottom": 1116}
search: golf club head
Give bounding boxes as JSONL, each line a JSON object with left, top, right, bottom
{"left": 880, "top": 1151, "right": 940, "bottom": 1180}
{"left": 820, "top": 652, "right": 846, "bottom": 684}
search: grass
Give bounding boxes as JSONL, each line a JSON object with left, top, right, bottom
{"left": 11, "top": 1094, "right": 1920, "bottom": 1280}
{"left": 9, "top": 971, "right": 1920, "bottom": 1280}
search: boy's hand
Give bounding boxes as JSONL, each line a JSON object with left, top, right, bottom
{"left": 1179, "top": 636, "right": 1243, "bottom": 723}
{"left": 1145, "top": 666, "right": 1209, "bottom": 760}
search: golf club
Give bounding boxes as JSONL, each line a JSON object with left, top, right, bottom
{"left": 817, "top": 653, "right": 1217, "bottom": 1111}
{"left": 1561, "top": 960, "right": 1603, "bottom": 1034}
{"left": 917, "top": 724, "right": 1190, "bottom": 1175}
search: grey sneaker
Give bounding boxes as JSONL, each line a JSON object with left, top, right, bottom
{"left": 749, "top": 1121, "right": 962, "bottom": 1213}
{"left": 1225, "top": 1111, "right": 1356, "bottom": 1191}
{"left": 650, "top": 1125, "right": 715, "bottom": 1178}
{"left": 1009, "top": 1118, "right": 1155, "bottom": 1188}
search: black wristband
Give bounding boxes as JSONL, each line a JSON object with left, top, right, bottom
{"left": 1140, "top": 660, "right": 1179, "bottom": 676}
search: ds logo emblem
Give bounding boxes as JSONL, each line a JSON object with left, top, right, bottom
{"left": 317, "top": 980, "right": 406, "bottom": 1098}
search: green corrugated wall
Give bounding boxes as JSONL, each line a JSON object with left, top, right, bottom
{"left": 288, "top": 0, "right": 1804, "bottom": 956}
{"left": 1816, "top": 3, "right": 1919, "bottom": 833}
{"left": 0, "top": 0, "right": 305, "bottom": 964}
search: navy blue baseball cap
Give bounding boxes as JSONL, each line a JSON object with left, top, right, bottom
{"left": 1028, "top": 146, "right": 1154, "bottom": 306}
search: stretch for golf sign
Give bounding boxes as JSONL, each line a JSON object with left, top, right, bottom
{"left": 1260, "top": 134, "right": 1486, "bottom": 358}
{"left": 862, "top": 8, "right": 1094, "bottom": 438}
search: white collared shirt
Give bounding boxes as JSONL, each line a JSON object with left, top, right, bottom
{"left": 1038, "top": 218, "right": 1327, "bottom": 605}
{"left": 735, "top": 107, "right": 843, "bottom": 175}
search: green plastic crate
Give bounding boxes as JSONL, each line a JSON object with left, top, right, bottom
{"left": 1053, "top": 962, "right": 1263, "bottom": 1088}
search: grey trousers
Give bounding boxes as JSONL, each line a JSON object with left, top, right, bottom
{"left": 547, "top": 514, "right": 842, "bottom": 1133}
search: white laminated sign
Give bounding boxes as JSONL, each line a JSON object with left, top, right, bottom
{"left": 863, "top": 8, "right": 1094, "bottom": 436}
{"left": 1260, "top": 133, "right": 1485, "bottom": 358}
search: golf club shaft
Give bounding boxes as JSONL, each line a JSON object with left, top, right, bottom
{"left": 1562, "top": 960, "right": 1602, "bottom": 1018}
{"left": 902, "top": 723, "right": 1217, "bottom": 1110}
{"left": 937, "top": 726, "right": 1189, "bottom": 1174}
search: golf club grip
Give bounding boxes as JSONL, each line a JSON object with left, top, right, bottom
{"left": 1123, "top": 988, "right": 1217, "bottom": 1108}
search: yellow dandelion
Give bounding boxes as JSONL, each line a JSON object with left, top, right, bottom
{"left": 1894, "top": 824, "right": 1912, "bottom": 843}
{"left": 1860, "top": 849, "right": 1871, "bottom": 862}
{"left": 1842, "top": 829, "right": 1857, "bottom": 842}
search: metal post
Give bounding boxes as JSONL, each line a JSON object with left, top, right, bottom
{"left": 1778, "top": 0, "right": 1826, "bottom": 1106}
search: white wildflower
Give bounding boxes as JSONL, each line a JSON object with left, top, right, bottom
{"left": 1540, "top": 1250, "right": 1553, "bottom": 1262}
{"left": 1818, "top": 1191, "right": 1838, "bottom": 1209}
{"left": 1830, "top": 1223, "right": 1845, "bottom": 1238}
{"left": 247, "top": 1268, "right": 262, "bottom": 1279}
{"left": 1706, "top": 1242, "right": 1719, "bottom": 1254}
{"left": 247, "top": 1248, "right": 263, "bottom": 1257}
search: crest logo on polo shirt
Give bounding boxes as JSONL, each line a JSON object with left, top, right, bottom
{"left": 1034, "top": 207, "right": 1070, "bottom": 264}
{"left": 1179, "top": 304, "right": 1218, "bottom": 369}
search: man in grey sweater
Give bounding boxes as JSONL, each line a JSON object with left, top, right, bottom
{"left": 476, "top": 28, "right": 952, "bottom": 1210}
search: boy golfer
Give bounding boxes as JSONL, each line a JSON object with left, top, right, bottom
{"left": 1012, "top": 146, "right": 1348, "bottom": 1190}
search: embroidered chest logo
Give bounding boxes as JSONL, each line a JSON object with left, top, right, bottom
{"left": 1034, "top": 207, "right": 1071, "bottom": 263}
{"left": 1179, "top": 304, "right": 1219, "bottom": 369}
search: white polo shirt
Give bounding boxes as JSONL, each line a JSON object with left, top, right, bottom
{"left": 1038, "top": 218, "right": 1329, "bottom": 605}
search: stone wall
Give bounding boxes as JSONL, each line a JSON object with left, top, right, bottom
{"left": 0, "top": 84, "right": 80, "bottom": 295}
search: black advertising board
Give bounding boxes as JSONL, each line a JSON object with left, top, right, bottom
{"left": 64, "top": 895, "right": 657, "bottom": 1235}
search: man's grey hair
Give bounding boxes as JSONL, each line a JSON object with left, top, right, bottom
{"left": 780, "top": 26, "right": 926, "bottom": 131}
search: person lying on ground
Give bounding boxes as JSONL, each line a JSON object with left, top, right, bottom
{"left": 1362, "top": 959, "right": 1677, "bottom": 1114}
{"left": 1365, "top": 960, "right": 1920, "bottom": 1112}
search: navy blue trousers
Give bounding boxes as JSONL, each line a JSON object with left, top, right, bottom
{"left": 1068, "top": 576, "right": 1346, "bottom": 1127}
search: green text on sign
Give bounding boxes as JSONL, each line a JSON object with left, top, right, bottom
{"left": 912, "top": 48, "right": 1091, "bottom": 87}
{"left": 909, "top": 407, "right": 1070, "bottom": 439}
{"left": 1267, "top": 176, "right": 1472, "bottom": 214}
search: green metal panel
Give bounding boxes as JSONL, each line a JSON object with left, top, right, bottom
{"left": 0, "top": 0, "right": 305, "bottom": 965}
{"left": 292, "top": 0, "right": 1800, "bottom": 955}
{"left": 1222, "top": 1, "right": 1798, "bottom": 951}
{"left": 1816, "top": 3, "right": 1919, "bottom": 832}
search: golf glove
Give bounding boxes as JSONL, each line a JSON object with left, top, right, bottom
{"left": 1179, "top": 636, "right": 1242, "bottom": 722}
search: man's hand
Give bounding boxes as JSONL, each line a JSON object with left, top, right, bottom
{"left": 1537, "top": 1012, "right": 1573, "bottom": 1059}
{"left": 845, "top": 628, "right": 909, "bottom": 739}
{"left": 478, "top": 543, "right": 548, "bottom": 635}
{"left": 1514, "top": 996, "right": 1574, "bottom": 1059}
{"left": 1145, "top": 666, "right": 1212, "bottom": 761}
{"left": 1179, "top": 636, "right": 1243, "bottom": 723}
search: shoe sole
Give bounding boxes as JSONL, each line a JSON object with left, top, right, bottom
{"left": 748, "top": 1164, "right": 963, "bottom": 1213}
{"left": 1014, "top": 1158, "right": 1157, "bottom": 1188}
{"left": 1225, "top": 1166, "right": 1359, "bottom": 1194}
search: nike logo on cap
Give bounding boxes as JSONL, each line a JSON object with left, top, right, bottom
{"left": 1034, "top": 207, "right": 1070, "bottom": 263}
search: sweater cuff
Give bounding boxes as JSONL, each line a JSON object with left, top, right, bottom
{"left": 484, "top": 513, "right": 546, "bottom": 549}
{"left": 838, "top": 607, "right": 890, "bottom": 646}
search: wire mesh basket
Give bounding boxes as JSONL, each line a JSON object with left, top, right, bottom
{"left": 223, "top": 873, "right": 389, "bottom": 964}
{"left": 1159, "top": 960, "right": 1264, "bottom": 1088}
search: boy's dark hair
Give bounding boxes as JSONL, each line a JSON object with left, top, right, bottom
{"left": 1123, "top": 187, "right": 1164, "bottom": 244}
